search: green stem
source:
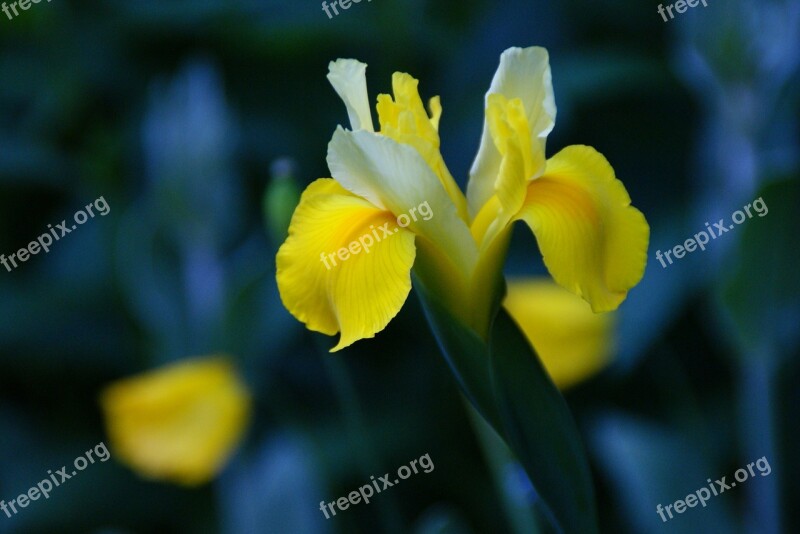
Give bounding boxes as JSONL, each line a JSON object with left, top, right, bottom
{"left": 465, "top": 401, "right": 543, "bottom": 534}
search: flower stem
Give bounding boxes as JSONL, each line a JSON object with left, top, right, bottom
{"left": 465, "top": 401, "right": 543, "bottom": 534}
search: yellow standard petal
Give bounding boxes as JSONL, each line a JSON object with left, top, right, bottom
{"left": 470, "top": 93, "right": 542, "bottom": 251}
{"left": 276, "top": 178, "right": 417, "bottom": 351}
{"left": 504, "top": 279, "right": 614, "bottom": 389}
{"left": 468, "top": 46, "right": 556, "bottom": 218}
{"left": 376, "top": 72, "right": 469, "bottom": 221}
{"left": 100, "top": 356, "right": 251, "bottom": 486}
{"left": 515, "top": 145, "right": 650, "bottom": 312}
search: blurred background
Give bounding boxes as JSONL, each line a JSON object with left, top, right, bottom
{"left": 0, "top": 0, "right": 798, "bottom": 532}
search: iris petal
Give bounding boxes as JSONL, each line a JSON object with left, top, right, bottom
{"left": 515, "top": 145, "right": 649, "bottom": 312}
{"left": 276, "top": 178, "right": 417, "bottom": 351}
{"left": 100, "top": 357, "right": 251, "bottom": 486}
{"left": 327, "top": 128, "right": 478, "bottom": 276}
{"left": 471, "top": 94, "right": 544, "bottom": 250}
{"left": 327, "top": 59, "right": 375, "bottom": 132}
{"left": 468, "top": 46, "right": 556, "bottom": 218}
{"left": 504, "top": 279, "right": 614, "bottom": 389}
{"left": 376, "top": 72, "right": 468, "bottom": 220}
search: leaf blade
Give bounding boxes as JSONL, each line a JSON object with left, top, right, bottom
{"left": 489, "top": 307, "right": 598, "bottom": 534}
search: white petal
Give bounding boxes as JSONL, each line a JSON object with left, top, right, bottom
{"left": 327, "top": 127, "right": 478, "bottom": 272}
{"left": 327, "top": 59, "right": 374, "bottom": 132}
{"left": 467, "top": 46, "right": 557, "bottom": 218}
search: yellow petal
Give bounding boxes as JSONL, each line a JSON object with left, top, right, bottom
{"left": 276, "top": 178, "right": 417, "bottom": 351}
{"left": 376, "top": 73, "right": 469, "bottom": 221}
{"left": 327, "top": 59, "right": 374, "bottom": 132}
{"left": 428, "top": 95, "right": 442, "bottom": 131}
{"left": 327, "top": 129, "right": 477, "bottom": 279}
{"left": 470, "top": 94, "right": 545, "bottom": 252}
{"left": 377, "top": 73, "right": 440, "bottom": 146}
{"left": 515, "top": 145, "right": 649, "bottom": 312}
{"left": 100, "top": 356, "right": 251, "bottom": 486}
{"left": 504, "top": 279, "right": 614, "bottom": 389}
{"left": 468, "top": 46, "right": 556, "bottom": 218}
{"left": 487, "top": 95, "right": 532, "bottom": 215}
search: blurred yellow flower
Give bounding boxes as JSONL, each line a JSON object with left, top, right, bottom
{"left": 504, "top": 279, "right": 614, "bottom": 389}
{"left": 100, "top": 356, "right": 251, "bottom": 486}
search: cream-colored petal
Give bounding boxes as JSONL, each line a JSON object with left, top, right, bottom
{"left": 468, "top": 46, "right": 556, "bottom": 218}
{"left": 327, "top": 59, "right": 374, "bottom": 132}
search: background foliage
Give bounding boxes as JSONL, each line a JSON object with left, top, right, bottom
{"left": 0, "top": 0, "right": 798, "bottom": 532}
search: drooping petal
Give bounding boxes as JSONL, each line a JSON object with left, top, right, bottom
{"left": 504, "top": 279, "right": 614, "bottom": 389}
{"left": 327, "top": 59, "right": 375, "bottom": 132}
{"left": 376, "top": 73, "right": 468, "bottom": 220}
{"left": 327, "top": 128, "right": 478, "bottom": 278}
{"left": 468, "top": 46, "right": 556, "bottom": 218}
{"left": 276, "top": 178, "right": 417, "bottom": 351}
{"left": 100, "top": 356, "right": 251, "bottom": 486}
{"left": 515, "top": 145, "right": 649, "bottom": 312}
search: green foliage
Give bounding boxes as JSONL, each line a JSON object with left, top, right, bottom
{"left": 415, "top": 277, "right": 597, "bottom": 534}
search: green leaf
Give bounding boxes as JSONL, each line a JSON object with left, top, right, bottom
{"left": 414, "top": 275, "right": 598, "bottom": 534}
{"left": 590, "top": 412, "right": 738, "bottom": 533}
{"left": 490, "top": 308, "right": 598, "bottom": 534}
{"left": 414, "top": 273, "right": 504, "bottom": 434}
{"left": 721, "top": 178, "right": 800, "bottom": 362}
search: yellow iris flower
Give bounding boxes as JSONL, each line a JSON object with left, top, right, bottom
{"left": 100, "top": 356, "right": 251, "bottom": 486}
{"left": 277, "top": 46, "right": 649, "bottom": 352}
